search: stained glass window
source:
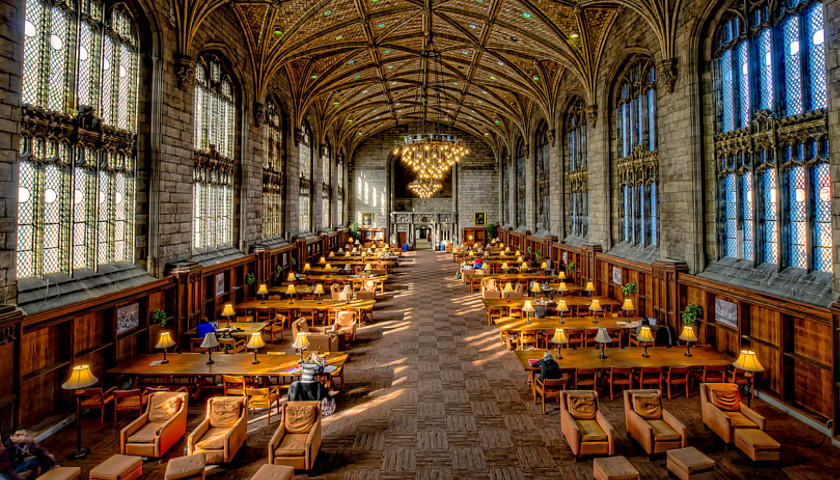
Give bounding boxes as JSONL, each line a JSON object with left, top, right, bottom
{"left": 321, "top": 143, "right": 331, "bottom": 229}
{"left": 299, "top": 123, "right": 312, "bottom": 232}
{"left": 193, "top": 56, "right": 236, "bottom": 251}
{"left": 516, "top": 140, "right": 526, "bottom": 227}
{"left": 263, "top": 98, "right": 284, "bottom": 239}
{"left": 566, "top": 99, "right": 588, "bottom": 238}
{"left": 536, "top": 124, "right": 550, "bottom": 231}
{"left": 335, "top": 156, "right": 344, "bottom": 226}
{"left": 502, "top": 153, "right": 510, "bottom": 225}
{"left": 712, "top": 2, "right": 830, "bottom": 272}
{"left": 18, "top": 0, "right": 138, "bottom": 278}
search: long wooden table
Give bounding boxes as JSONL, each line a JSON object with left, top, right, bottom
{"left": 236, "top": 298, "right": 377, "bottom": 324}
{"left": 482, "top": 296, "right": 620, "bottom": 310}
{"left": 274, "top": 274, "right": 388, "bottom": 289}
{"left": 514, "top": 346, "right": 734, "bottom": 373}
{"left": 494, "top": 316, "right": 642, "bottom": 332}
{"left": 185, "top": 322, "right": 267, "bottom": 338}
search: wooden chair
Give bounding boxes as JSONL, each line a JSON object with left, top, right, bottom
{"left": 634, "top": 367, "right": 664, "bottom": 391}
{"left": 603, "top": 367, "right": 633, "bottom": 400}
{"left": 113, "top": 388, "right": 144, "bottom": 427}
{"left": 517, "top": 330, "right": 539, "bottom": 351}
{"left": 665, "top": 366, "right": 691, "bottom": 399}
{"left": 533, "top": 377, "right": 568, "bottom": 414}
{"left": 255, "top": 307, "right": 272, "bottom": 323}
{"left": 692, "top": 364, "right": 728, "bottom": 390}
{"left": 606, "top": 328, "right": 624, "bottom": 348}
{"left": 728, "top": 367, "right": 755, "bottom": 399}
{"left": 574, "top": 368, "right": 598, "bottom": 390}
{"left": 246, "top": 387, "right": 281, "bottom": 424}
{"left": 219, "top": 337, "right": 245, "bottom": 353}
{"left": 78, "top": 387, "right": 116, "bottom": 424}
{"left": 564, "top": 329, "right": 585, "bottom": 350}
{"left": 263, "top": 315, "right": 285, "bottom": 343}
{"left": 223, "top": 375, "right": 247, "bottom": 396}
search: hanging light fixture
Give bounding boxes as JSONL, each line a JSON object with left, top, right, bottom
{"left": 408, "top": 179, "right": 444, "bottom": 198}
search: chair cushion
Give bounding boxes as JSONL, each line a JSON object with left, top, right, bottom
{"left": 148, "top": 393, "right": 182, "bottom": 423}
{"left": 296, "top": 320, "right": 309, "bottom": 333}
{"left": 575, "top": 419, "right": 607, "bottom": 442}
{"left": 647, "top": 419, "right": 681, "bottom": 442}
{"left": 722, "top": 411, "right": 758, "bottom": 429}
{"left": 251, "top": 464, "right": 295, "bottom": 480}
{"left": 709, "top": 384, "right": 741, "bottom": 412}
{"left": 284, "top": 403, "right": 318, "bottom": 433}
{"left": 90, "top": 454, "right": 142, "bottom": 480}
{"left": 117, "top": 396, "right": 142, "bottom": 409}
{"left": 336, "top": 311, "right": 355, "bottom": 326}
{"left": 734, "top": 428, "right": 780, "bottom": 450}
{"left": 209, "top": 398, "right": 242, "bottom": 428}
{"left": 667, "top": 447, "right": 715, "bottom": 473}
{"left": 566, "top": 392, "right": 597, "bottom": 420}
{"left": 164, "top": 453, "right": 205, "bottom": 480}
{"left": 195, "top": 427, "right": 229, "bottom": 450}
{"left": 127, "top": 422, "right": 166, "bottom": 443}
{"left": 632, "top": 394, "right": 662, "bottom": 420}
{"left": 274, "top": 433, "right": 309, "bottom": 457}
{"left": 36, "top": 467, "right": 82, "bottom": 480}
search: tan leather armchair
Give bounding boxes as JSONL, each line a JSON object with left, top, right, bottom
{"left": 269, "top": 401, "right": 322, "bottom": 471}
{"left": 559, "top": 390, "right": 614, "bottom": 460}
{"left": 120, "top": 391, "right": 188, "bottom": 458}
{"left": 292, "top": 319, "right": 340, "bottom": 353}
{"left": 188, "top": 396, "right": 248, "bottom": 464}
{"left": 700, "top": 382, "right": 764, "bottom": 444}
{"left": 623, "top": 389, "right": 686, "bottom": 456}
{"left": 330, "top": 284, "right": 342, "bottom": 300}
{"left": 333, "top": 311, "right": 357, "bottom": 342}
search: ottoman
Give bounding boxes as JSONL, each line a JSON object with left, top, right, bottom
{"left": 89, "top": 454, "right": 143, "bottom": 480}
{"left": 667, "top": 447, "right": 715, "bottom": 480}
{"left": 734, "top": 428, "right": 781, "bottom": 462}
{"left": 593, "top": 456, "right": 639, "bottom": 480}
{"left": 36, "top": 467, "right": 82, "bottom": 480}
{"left": 165, "top": 453, "right": 206, "bottom": 480}
{"left": 251, "top": 464, "right": 295, "bottom": 480}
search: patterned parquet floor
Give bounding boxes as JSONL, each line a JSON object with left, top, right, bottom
{"left": 42, "top": 250, "right": 839, "bottom": 479}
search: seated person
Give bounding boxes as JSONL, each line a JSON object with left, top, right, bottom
{"left": 634, "top": 318, "right": 651, "bottom": 337}
{"left": 531, "top": 351, "right": 564, "bottom": 382}
{"left": 288, "top": 355, "right": 335, "bottom": 415}
{"left": 473, "top": 257, "right": 483, "bottom": 269}
{"left": 196, "top": 317, "right": 217, "bottom": 339}
{"left": 0, "top": 445, "right": 20, "bottom": 480}
{"left": 3, "top": 427, "right": 56, "bottom": 477}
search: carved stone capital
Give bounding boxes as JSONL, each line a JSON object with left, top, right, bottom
{"left": 174, "top": 53, "right": 195, "bottom": 88}
{"left": 254, "top": 102, "right": 266, "bottom": 127}
{"left": 660, "top": 58, "right": 678, "bottom": 93}
{"left": 584, "top": 104, "right": 598, "bottom": 127}
{"left": 294, "top": 128, "right": 303, "bottom": 146}
{"left": 547, "top": 129, "right": 556, "bottom": 147}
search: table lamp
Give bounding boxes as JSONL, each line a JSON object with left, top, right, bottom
{"left": 499, "top": 242, "right": 504, "bottom": 248}
{"left": 365, "top": 263, "right": 373, "bottom": 273}
{"left": 530, "top": 282, "right": 542, "bottom": 297}
{"left": 342, "top": 285, "right": 353, "bottom": 304}
{"left": 156, "top": 331, "right": 176, "bottom": 364}
{"left": 556, "top": 298, "right": 569, "bottom": 322}
{"left": 338, "top": 247, "right": 344, "bottom": 253}
{"left": 286, "top": 284, "right": 297, "bottom": 304}
{"left": 329, "top": 251, "right": 335, "bottom": 257}
{"left": 292, "top": 332, "right": 310, "bottom": 362}
{"left": 319, "top": 256, "right": 326, "bottom": 264}
{"left": 500, "top": 250, "right": 506, "bottom": 257}
{"left": 733, "top": 349, "right": 764, "bottom": 405}
{"left": 517, "top": 256, "right": 524, "bottom": 263}
{"left": 503, "top": 282, "right": 514, "bottom": 302}
{"left": 589, "top": 299, "right": 603, "bottom": 323}
{"left": 556, "top": 282, "right": 569, "bottom": 296}
{"left": 257, "top": 283, "right": 269, "bottom": 304}
{"left": 345, "top": 251, "right": 351, "bottom": 257}
{"left": 515, "top": 250, "right": 521, "bottom": 256}
{"left": 521, "top": 261, "right": 529, "bottom": 270}
{"left": 505, "top": 247, "right": 510, "bottom": 252}
{"left": 344, "top": 264, "right": 352, "bottom": 272}
{"left": 325, "top": 263, "right": 332, "bottom": 270}
{"left": 501, "top": 262, "right": 509, "bottom": 271}
{"left": 637, "top": 326, "right": 654, "bottom": 357}
{"left": 621, "top": 297, "right": 635, "bottom": 318}
{"left": 522, "top": 300, "right": 534, "bottom": 324}
{"left": 540, "top": 262, "right": 548, "bottom": 272}
{"left": 201, "top": 332, "right": 220, "bottom": 364}
{"left": 62, "top": 364, "right": 99, "bottom": 459}
{"left": 557, "top": 271, "right": 566, "bottom": 280}
{"left": 679, "top": 324, "right": 698, "bottom": 357}
{"left": 303, "top": 262, "right": 312, "bottom": 272}
{"left": 247, "top": 331, "right": 265, "bottom": 364}
{"left": 584, "top": 281, "right": 596, "bottom": 296}
{"left": 313, "top": 283, "right": 325, "bottom": 304}
{"left": 594, "top": 327, "right": 612, "bottom": 359}
{"left": 551, "top": 328, "right": 568, "bottom": 359}
{"left": 221, "top": 303, "right": 235, "bottom": 327}
{"left": 287, "top": 272, "right": 296, "bottom": 282}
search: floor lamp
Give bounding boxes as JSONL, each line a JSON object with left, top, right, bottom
{"left": 62, "top": 364, "right": 99, "bottom": 459}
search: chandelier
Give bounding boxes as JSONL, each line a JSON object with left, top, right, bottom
{"left": 394, "top": 134, "right": 468, "bottom": 180}
{"left": 408, "top": 179, "right": 443, "bottom": 198}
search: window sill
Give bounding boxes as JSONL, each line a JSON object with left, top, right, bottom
{"left": 192, "top": 245, "right": 245, "bottom": 267}
{"left": 606, "top": 242, "right": 660, "bottom": 264}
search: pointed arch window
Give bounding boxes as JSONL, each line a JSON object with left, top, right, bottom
{"left": 299, "top": 123, "right": 312, "bottom": 232}
{"left": 321, "top": 143, "right": 331, "bottom": 229}
{"left": 615, "top": 59, "right": 658, "bottom": 246}
{"left": 711, "top": 0, "right": 830, "bottom": 272}
{"left": 18, "top": 0, "right": 138, "bottom": 278}
{"left": 536, "top": 124, "right": 550, "bottom": 231}
{"left": 566, "top": 99, "right": 589, "bottom": 238}
{"left": 193, "top": 56, "right": 235, "bottom": 251}
{"left": 335, "top": 155, "right": 344, "bottom": 226}
{"left": 263, "top": 97, "right": 284, "bottom": 239}
{"left": 501, "top": 149, "right": 510, "bottom": 226}
{"left": 516, "top": 140, "right": 527, "bottom": 227}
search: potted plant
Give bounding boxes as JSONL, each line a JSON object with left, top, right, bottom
{"left": 621, "top": 281, "right": 637, "bottom": 297}
{"left": 485, "top": 224, "right": 497, "bottom": 241}
{"left": 276, "top": 264, "right": 283, "bottom": 279}
{"left": 151, "top": 309, "right": 167, "bottom": 328}
{"left": 349, "top": 221, "right": 361, "bottom": 243}
{"left": 535, "top": 250, "right": 542, "bottom": 263}
{"left": 680, "top": 304, "right": 703, "bottom": 356}
{"left": 245, "top": 272, "right": 256, "bottom": 286}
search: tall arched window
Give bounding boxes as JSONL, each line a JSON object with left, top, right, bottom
{"left": 615, "top": 58, "right": 658, "bottom": 246}
{"left": 516, "top": 140, "right": 527, "bottom": 227}
{"left": 19, "top": 0, "right": 138, "bottom": 278}
{"left": 321, "top": 142, "right": 331, "bottom": 229}
{"left": 501, "top": 149, "right": 509, "bottom": 225}
{"left": 566, "top": 99, "right": 588, "bottom": 238}
{"left": 299, "top": 123, "right": 312, "bottom": 232}
{"left": 536, "top": 123, "right": 550, "bottom": 231}
{"left": 193, "top": 56, "right": 235, "bottom": 251}
{"left": 712, "top": 0, "right": 830, "bottom": 272}
{"left": 263, "top": 97, "right": 284, "bottom": 239}
{"left": 335, "top": 155, "right": 344, "bottom": 226}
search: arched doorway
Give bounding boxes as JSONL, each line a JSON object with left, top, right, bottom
{"left": 414, "top": 225, "right": 433, "bottom": 249}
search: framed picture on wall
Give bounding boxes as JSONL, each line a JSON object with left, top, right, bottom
{"left": 116, "top": 303, "right": 140, "bottom": 335}
{"left": 361, "top": 213, "right": 373, "bottom": 226}
{"left": 215, "top": 273, "right": 225, "bottom": 297}
{"left": 474, "top": 212, "right": 486, "bottom": 226}
{"left": 612, "top": 266, "right": 622, "bottom": 285}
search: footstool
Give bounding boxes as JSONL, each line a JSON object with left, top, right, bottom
{"left": 36, "top": 467, "right": 82, "bottom": 480}
{"left": 89, "top": 454, "right": 143, "bottom": 480}
{"left": 667, "top": 447, "right": 715, "bottom": 480}
{"left": 593, "top": 456, "right": 639, "bottom": 480}
{"left": 250, "top": 464, "right": 295, "bottom": 480}
{"left": 734, "top": 428, "right": 781, "bottom": 462}
{"left": 165, "top": 453, "right": 206, "bottom": 480}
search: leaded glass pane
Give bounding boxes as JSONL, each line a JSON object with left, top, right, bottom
{"left": 806, "top": 4, "right": 826, "bottom": 110}
{"left": 787, "top": 165, "right": 807, "bottom": 268}
{"left": 97, "top": 170, "right": 113, "bottom": 266}
{"left": 762, "top": 168, "right": 778, "bottom": 264}
{"left": 740, "top": 173, "right": 754, "bottom": 261}
{"left": 720, "top": 49, "right": 734, "bottom": 132}
{"left": 47, "top": 6, "right": 69, "bottom": 113}
{"left": 623, "top": 185, "right": 630, "bottom": 242}
{"left": 737, "top": 41, "right": 750, "bottom": 128}
{"left": 650, "top": 182, "right": 657, "bottom": 246}
{"left": 782, "top": 15, "right": 803, "bottom": 116}
{"left": 757, "top": 28, "right": 774, "bottom": 110}
{"left": 812, "top": 162, "right": 831, "bottom": 272}
{"left": 22, "top": 0, "right": 44, "bottom": 106}
{"left": 101, "top": 35, "right": 114, "bottom": 125}
{"left": 724, "top": 173, "right": 737, "bottom": 257}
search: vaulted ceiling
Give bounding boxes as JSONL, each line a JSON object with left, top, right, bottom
{"left": 173, "top": 0, "right": 683, "bottom": 154}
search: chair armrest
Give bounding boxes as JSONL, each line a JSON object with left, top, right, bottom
{"left": 305, "top": 418, "right": 322, "bottom": 468}
{"left": 627, "top": 411, "right": 653, "bottom": 448}
{"left": 740, "top": 404, "right": 766, "bottom": 430}
{"left": 187, "top": 419, "right": 210, "bottom": 454}
{"left": 559, "top": 411, "right": 579, "bottom": 452}
{"left": 104, "top": 387, "right": 117, "bottom": 395}
{"left": 120, "top": 413, "right": 149, "bottom": 453}
{"left": 224, "top": 416, "right": 248, "bottom": 459}
{"left": 596, "top": 411, "right": 615, "bottom": 454}
{"left": 268, "top": 423, "right": 286, "bottom": 464}
{"left": 663, "top": 410, "right": 687, "bottom": 447}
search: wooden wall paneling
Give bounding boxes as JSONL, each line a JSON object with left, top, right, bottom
{"left": 73, "top": 311, "right": 105, "bottom": 355}
{"left": 0, "top": 306, "right": 24, "bottom": 436}
{"left": 20, "top": 371, "right": 59, "bottom": 426}
{"left": 21, "top": 326, "right": 60, "bottom": 377}
{"left": 792, "top": 357, "right": 832, "bottom": 419}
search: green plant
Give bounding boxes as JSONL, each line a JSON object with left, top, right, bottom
{"left": 621, "top": 281, "right": 637, "bottom": 297}
{"left": 485, "top": 224, "right": 497, "bottom": 241}
{"left": 526, "top": 246, "right": 532, "bottom": 255}
{"left": 535, "top": 250, "right": 542, "bottom": 263}
{"left": 682, "top": 304, "right": 703, "bottom": 325}
{"left": 151, "top": 309, "right": 167, "bottom": 328}
{"left": 349, "top": 221, "right": 361, "bottom": 241}
{"left": 245, "top": 272, "right": 255, "bottom": 285}
{"left": 290, "top": 256, "right": 297, "bottom": 267}
{"left": 568, "top": 261, "right": 575, "bottom": 273}
{"left": 276, "top": 264, "right": 283, "bottom": 278}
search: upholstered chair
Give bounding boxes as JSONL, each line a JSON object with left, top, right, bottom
{"left": 187, "top": 396, "right": 248, "bottom": 464}
{"left": 330, "top": 284, "right": 342, "bottom": 300}
{"left": 333, "top": 311, "right": 357, "bottom": 342}
{"left": 623, "top": 389, "right": 686, "bottom": 457}
{"left": 291, "top": 319, "right": 340, "bottom": 353}
{"left": 120, "top": 391, "right": 188, "bottom": 458}
{"left": 700, "top": 383, "right": 765, "bottom": 444}
{"left": 268, "top": 401, "right": 322, "bottom": 470}
{"left": 559, "top": 390, "right": 615, "bottom": 460}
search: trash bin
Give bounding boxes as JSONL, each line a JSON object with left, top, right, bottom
{"left": 403, "top": 244, "right": 408, "bottom": 251}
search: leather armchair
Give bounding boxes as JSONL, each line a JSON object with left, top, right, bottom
{"left": 330, "top": 284, "right": 342, "bottom": 300}
{"left": 120, "top": 391, "right": 188, "bottom": 458}
{"left": 700, "top": 382, "right": 764, "bottom": 444}
{"left": 559, "top": 390, "right": 614, "bottom": 460}
{"left": 188, "top": 396, "right": 248, "bottom": 464}
{"left": 623, "top": 389, "right": 686, "bottom": 456}
{"left": 333, "top": 311, "right": 357, "bottom": 342}
{"left": 268, "top": 401, "right": 322, "bottom": 471}
{"left": 291, "top": 319, "right": 340, "bottom": 353}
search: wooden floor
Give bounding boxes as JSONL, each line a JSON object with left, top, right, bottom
{"left": 42, "top": 250, "right": 838, "bottom": 479}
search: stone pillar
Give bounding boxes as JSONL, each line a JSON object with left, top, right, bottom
{"left": 526, "top": 140, "right": 536, "bottom": 231}
{"left": 586, "top": 105, "right": 610, "bottom": 249}
{"left": 549, "top": 118, "right": 565, "bottom": 238}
